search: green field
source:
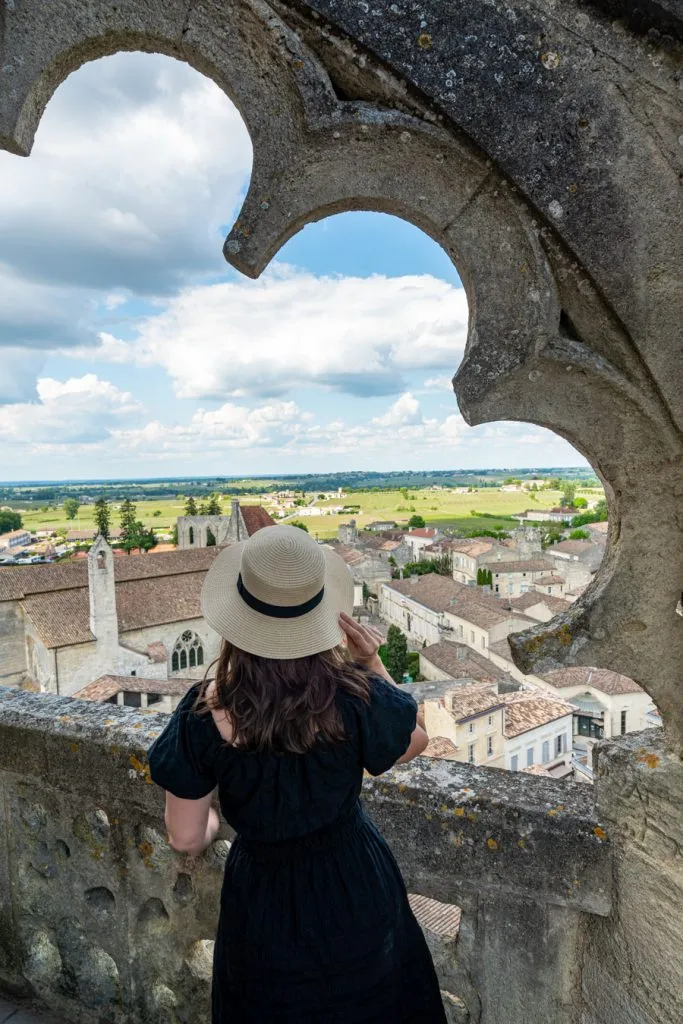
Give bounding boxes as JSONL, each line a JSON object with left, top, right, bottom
{"left": 294, "top": 488, "right": 581, "bottom": 539}
{"left": 11, "top": 484, "right": 604, "bottom": 543}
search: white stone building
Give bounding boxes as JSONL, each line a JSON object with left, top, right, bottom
{"left": 404, "top": 528, "right": 443, "bottom": 559}
{"left": 0, "top": 540, "right": 224, "bottom": 696}
{"left": 487, "top": 640, "right": 658, "bottom": 742}
{"left": 547, "top": 539, "right": 602, "bottom": 591}
{"left": 482, "top": 557, "right": 559, "bottom": 598}
{"left": 0, "top": 529, "right": 32, "bottom": 551}
{"left": 423, "top": 683, "right": 574, "bottom": 774}
{"left": 379, "top": 575, "right": 535, "bottom": 652}
{"left": 501, "top": 691, "right": 574, "bottom": 776}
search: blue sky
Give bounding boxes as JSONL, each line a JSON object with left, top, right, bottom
{"left": 0, "top": 53, "right": 584, "bottom": 481}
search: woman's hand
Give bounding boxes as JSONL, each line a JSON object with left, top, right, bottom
{"left": 339, "top": 613, "right": 385, "bottom": 672}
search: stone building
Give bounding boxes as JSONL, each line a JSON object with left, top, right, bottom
{"left": 177, "top": 499, "right": 275, "bottom": 549}
{"left": 0, "top": 538, "right": 223, "bottom": 696}
{"left": 423, "top": 683, "right": 575, "bottom": 775}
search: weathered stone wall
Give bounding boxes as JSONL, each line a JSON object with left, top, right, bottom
{"left": 581, "top": 731, "right": 683, "bottom": 1024}
{"left": 0, "top": 688, "right": 615, "bottom": 1024}
{"left": 51, "top": 640, "right": 152, "bottom": 697}
{"left": 0, "top": 602, "right": 28, "bottom": 687}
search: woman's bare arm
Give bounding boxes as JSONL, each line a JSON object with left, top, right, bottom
{"left": 339, "top": 613, "right": 429, "bottom": 766}
{"left": 164, "top": 792, "right": 219, "bottom": 856}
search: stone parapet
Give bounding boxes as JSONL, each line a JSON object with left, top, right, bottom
{"left": 0, "top": 689, "right": 619, "bottom": 1024}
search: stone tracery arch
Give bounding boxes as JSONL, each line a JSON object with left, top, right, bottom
{"left": 0, "top": 0, "right": 681, "bottom": 751}
{"left": 171, "top": 630, "right": 204, "bottom": 673}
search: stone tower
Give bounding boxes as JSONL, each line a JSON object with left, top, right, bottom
{"left": 88, "top": 535, "right": 118, "bottom": 649}
{"left": 511, "top": 527, "right": 542, "bottom": 560}
{"left": 338, "top": 519, "right": 358, "bottom": 545}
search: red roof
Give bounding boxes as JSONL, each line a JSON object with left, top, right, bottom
{"left": 240, "top": 506, "right": 276, "bottom": 536}
{"left": 408, "top": 528, "right": 438, "bottom": 539}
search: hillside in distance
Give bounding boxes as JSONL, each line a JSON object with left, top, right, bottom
{"left": 0, "top": 467, "right": 598, "bottom": 507}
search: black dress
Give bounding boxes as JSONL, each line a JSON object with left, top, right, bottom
{"left": 148, "top": 676, "right": 447, "bottom": 1024}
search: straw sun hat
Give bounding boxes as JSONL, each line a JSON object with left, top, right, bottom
{"left": 200, "top": 525, "right": 354, "bottom": 660}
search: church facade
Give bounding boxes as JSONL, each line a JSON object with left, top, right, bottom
{"left": 0, "top": 501, "right": 276, "bottom": 699}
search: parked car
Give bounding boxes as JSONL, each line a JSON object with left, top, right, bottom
{"left": 0, "top": 556, "right": 17, "bottom": 565}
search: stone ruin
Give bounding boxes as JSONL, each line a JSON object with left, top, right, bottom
{"left": 0, "top": 1, "right": 681, "bottom": 1022}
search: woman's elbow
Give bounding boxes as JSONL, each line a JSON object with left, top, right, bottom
{"left": 165, "top": 814, "right": 202, "bottom": 854}
{"left": 396, "top": 725, "right": 429, "bottom": 765}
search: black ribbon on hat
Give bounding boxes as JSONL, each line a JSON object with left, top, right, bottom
{"left": 237, "top": 572, "right": 325, "bottom": 618}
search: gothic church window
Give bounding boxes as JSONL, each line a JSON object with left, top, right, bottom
{"left": 172, "top": 630, "right": 204, "bottom": 674}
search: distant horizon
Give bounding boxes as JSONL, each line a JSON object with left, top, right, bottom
{"left": 0, "top": 466, "right": 592, "bottom": 487}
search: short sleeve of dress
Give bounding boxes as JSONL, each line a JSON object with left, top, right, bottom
{"left": 355, "top": 675, "right": 418, "bottom": 776}
{"left": 148, "top": 685, "right": 217, "bottom": 799}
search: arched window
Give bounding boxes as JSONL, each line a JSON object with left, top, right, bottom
{"left": 189, "top": 526, "right": 195, "bottom": 545}
{"left": 171, "top": 630, "right": 204, "bottom": 674}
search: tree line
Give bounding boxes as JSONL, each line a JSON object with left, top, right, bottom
{"left": 93, "top": 498, "right": 157, "bottom": 554}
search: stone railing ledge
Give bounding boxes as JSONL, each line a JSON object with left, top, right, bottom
{"left": 0, "top": 689, "right": 612, "bottom": 920}
{"left": 363, "top": 756, "right": 612, "bottom": 916}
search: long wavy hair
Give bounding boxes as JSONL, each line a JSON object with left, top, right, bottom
{"left": 193, "top": 641, "right": 371, "bottom": 754}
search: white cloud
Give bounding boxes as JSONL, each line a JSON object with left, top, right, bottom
{"left": 112, "top": 392, "right": 470, "bottom": 461}
{"left": 0, "top": 52, "right": 253, "bottom": 402}
{"left": 0, "top": 53, "right": 252, "bottom": 296}
{"left": 85, "top": 270, "right": 468, "bottom": 400}
{"left": 0, "top": 374, "right": 142, "bottom": 446}
{"left": 373, "top": 392, "right": 423, "bottom": 427}
{"left": 422, "top": 375, "right": 454, "bottom": 391}
{"left": 114, "top": 399, "right": 304, "bottom": 457}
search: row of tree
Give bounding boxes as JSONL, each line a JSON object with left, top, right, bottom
{"left": 94, "top": 498, "right": 157, "bottom": 554}
{"left": 184, "top": 494, "right": 222, "bottom": 516}
{"left": 476, "top": 568, "right": 494, "bottom": 586}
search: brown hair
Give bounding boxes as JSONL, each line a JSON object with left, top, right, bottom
{"left": 193, "top": 641, "right": 371, "bottom": 754}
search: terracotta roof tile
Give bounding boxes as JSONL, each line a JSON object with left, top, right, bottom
{"left": 484, "top": 558, "right": 555, "bottom": 574}
{"left": 510, "top": 592, "right": 570, "bottom": 613}
{"left": 73, "top": 675, "right": 194, "bottom": 701}
{"left": 240, "top": 506, "right": 276, "bottom": 535}
{"left": 540, "top": 667, "right": 643, "bottom": 696}
{"left": 386, "top": 576, "right": 535, "bottom": 630}
{"left": 22, "top": 589, "right": 93, "bottom": 647}
{"left": 550, "top": 540, "right": 595, "bottom": 555}
{"left": 0, "top": 547, "right": 220, "bottom": 603}
{"left": 22, "top": 568, "right": 211, "bottom": 649}
{"left": 501, "top": 691, "right": 575, "bottom": 737}
{"left": 533, "top": 575, "right": 565, "bottom": 585}
{"left": 408, "top": 893, "right": 461, "bottom": 937}
{"left": 442, "top": 683, "right": 502, "bottom": 722}
{"left": 422, "top": 736, "right": 460, "bottom": 760}
{"left": 420, "top": 640, "right": 505, "bottom": 683}
{"left": 384, "top": 574, "right": 460, "bottom": 613}
{"left": 448, "top": 539, "right": 495, "bottom": 557}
